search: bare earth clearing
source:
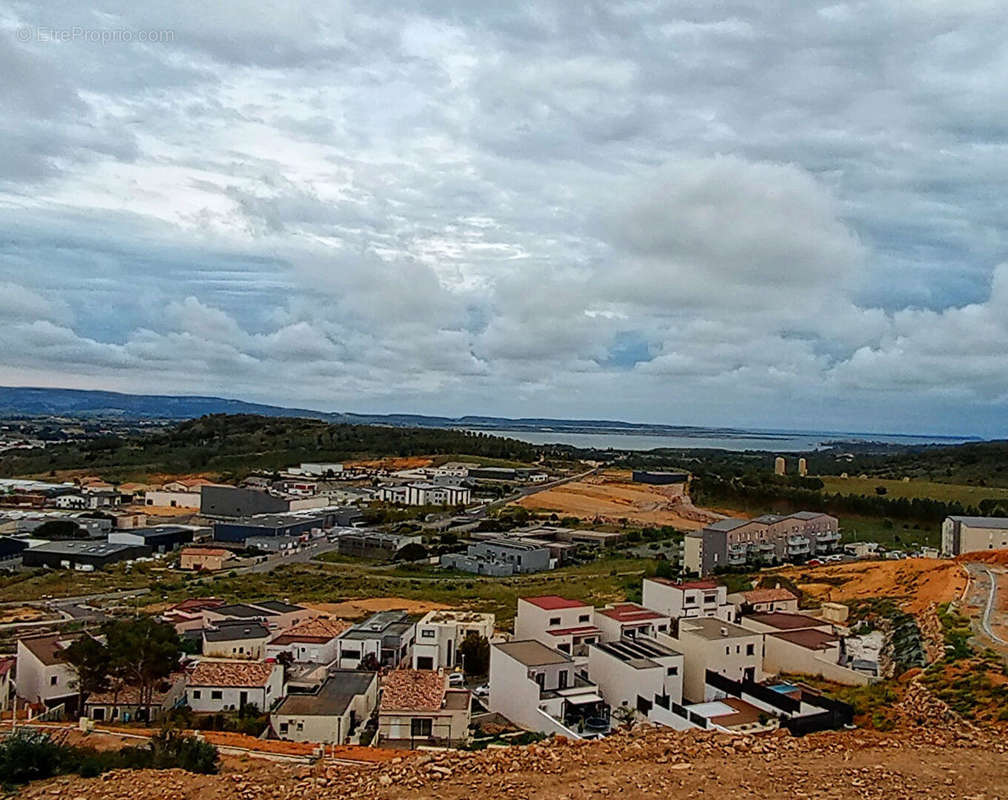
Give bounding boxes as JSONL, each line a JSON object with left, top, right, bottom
{"left": 512, "top": 470, "right": 722, "bottom": 529}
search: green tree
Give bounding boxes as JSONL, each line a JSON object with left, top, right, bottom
{"left": 101, "top": 617, "right": 182, "bottom": 720}
{"left": 59, "top": 634, "right": 110, "bottom": 712}
{"left": 458, "top": 632, "right": 490, "bottom": 676}
{"left": 394, "top": 542, "right": 428, "bottom": 562}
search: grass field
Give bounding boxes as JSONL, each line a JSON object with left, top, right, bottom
{"left": 820, "top": 476, "right": 1008, "bottom": 506}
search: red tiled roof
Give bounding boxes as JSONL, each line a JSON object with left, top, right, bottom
{"left": 86, "top": 673, "right": 184, "bottom": 706}
{"left": 171, "top": 598, "right": 227, "bottom": 612}
{"left": 521, "top": 595, "right": 588, "bottom": 610}
{"left": 190, "top": 661, "right": 277, "bottom": 688}
{"left": 379, "top": 670, "right": 447, "bottom": 712}
{"left": 596, "top": 603, "right": 665, "bottom": 623}
{"left": 546, "top": 625, "right": 601, "bottom": 637}
{"left": 269, "top": 617, "right": 350, "bottom": 645}
{"left": 743, "top": 588, "right": 798, "bottom": 604}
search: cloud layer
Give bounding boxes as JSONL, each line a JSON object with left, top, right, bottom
{"left": 1, "top": 1, "right": 1007, "bottom": 436}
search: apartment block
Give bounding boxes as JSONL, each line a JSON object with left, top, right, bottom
{"left": 941, "top": 516, "right": 1008, "bottom": 556}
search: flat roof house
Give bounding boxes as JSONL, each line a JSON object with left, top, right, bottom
{"left": 586, "top": 637, "right": 684, "bottom": 719}
{"left": 641, "top": 578, "right": 735, "bottom": 624}
{"left": 272, "top": 671, "right": 377, "bottom": 745}
{"left": 514, "top": 596, "right": 601, "bottom": 658}
{"left": 202, "top": 620, "right": 271, "bottom": 660}
{"left": 662, "top": 617, "right": 764, "bottom": 703}
{"left": 335, "top": 611, "right": 416, "bottom": 670}
{"left": 489, "top": 640, "right": 608, "bottom": 738}
{"left": 412, "top": 610, "right": 495, "bottom": 671}
{"left": 186, "top": 660, "right": 285, "bottom": 713}
{"left": 265, "top": 617, "right": 351, "bottom": 664}
{"left": 377, "top": 669, "right": 471, "bottom": 747}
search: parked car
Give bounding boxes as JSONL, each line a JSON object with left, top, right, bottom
{"left": 448, "top": 672, "right": 466, "bottom": 687}
{"left": 473, "top": 684, "right": 489, "bottom": 698}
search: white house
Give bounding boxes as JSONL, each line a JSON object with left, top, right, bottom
{"left": 641, "top": 578, "right": 735, "bottom": 623}
{"left": 660, "top": 617, "right": 763, "bottom": 703}
{"left": 186, "top": 660, "right": 285, "bottom": 713}
{"left": 15, "top": 633, "right": 79, "bottom": 710}
{"left": 489, "top": 640, "right": 608, "bottom": 738}
{"left": 265, "top": 617, "right": 351, "bottom": 664}
{"left": 272, "top": 671, "right": 377, "bottom": 744}
{"left": 202, "top": 621, "right": 271, "bottom": 660}
{"left": 334, "top": 611, "right": 415, "bottom": 669}
{"left": 377, "top": 669, "right": 472, "bottom": 747}
{"left": 594, "top": 603, "right": 672, "bottom": 642}
{"left": 514, "top": 596, "right": 600, "bottom": 658}
{"left": 586, "top": 637, "right": 684, "bottom": 715}
{"left": 412, "top": 610, "right": 495, "bottom": 671}
{"left": 727, "top": 587, "right": 800, "bottom": 615}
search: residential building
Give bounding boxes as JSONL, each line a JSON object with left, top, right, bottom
{"left": 586, "top": 637, "right": 684, "bottom": 715}
{"left": 377, "top": 483, "right": 471, "bottom": 506}
{"left": 662, "top": 617, "right": 764, "bottom": 703}
{"left": 941, "top": 516, "right": 1008, "bottom": 556}
{"left": 377, "top": 669, "right": 471, "bottom": 747}
{"left": 22, "top": 540, "right": 150, "bottom": 570}
{"left": 514, "top": 596, "right": 600, "bottom": 657}
{"left": 84, "top": 673, "right": 187, "bottom": 723}
{"left": 108, "top": 524, "right": 198, "bottom": 553}
{"left": 272, "top": 671, "right": 377, "bottom": 744}
{"left": 489, "top": 640, "right": 608, "bottom": 738}
{"left": 334, "top": 611, "right": 416, "bottom": 669}
{"left": 412, "top": 610, "right": 495, "bottom": 671}
{"left": 0, "top": 658, "right": 13, "bottom": 712}
{"left": 202, "top": 621, "right": 271, "bottom": 659}
{"left": 441, "top": 539, "right": 550, "bottom": 576}
{"left": 520, "top": 525, "right": 624, "bottom": 548}
{"left": 727, "top": 587, "right": 800, "bottom": 615}
{"left": 161, "top": 598, "right": 227, "bottom": 632}
{"left": 641, "top": 578, "right": 735, "bottom": 623}
{"left": 16, "top": 633, "right": 79, "bottom": 710}
{"left": 186, "top": 660, "right": 285, "bottom": 713}
{"left": 179, "top": 547, "right": 235, "bottom": 572}
{"left": 594, "top": 603, "right": 672, "bottom": 642}
{"left": 203, "top": 600, "right": 320, "bottom": 633}
{"left": 684, "top": 512, "right": 840, "bottom": 574}
{"left": 266, "top": 617, "right": 351, "bottom": 664}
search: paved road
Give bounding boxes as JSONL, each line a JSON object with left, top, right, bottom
{"left": 980, "top": 565, "right": 1007, "bottom": 645}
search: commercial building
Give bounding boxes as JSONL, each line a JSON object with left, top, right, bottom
{"left": 641, "top": 578, "right": 735, "bottom": 623}
{"left": 212, "top": 513, "right": 331, "bottom": 544}
{"left": 272, "top": 671, "right": 376, "bottom": 745}
{"left": 412, "top": 610, "right": 495, "bottom": 671}
{"left": 337, "top": 531, "right": 422, "bottom": 560}
{"left": 186, "top": 660, "right": 285, "bottom": 713}
{"left": 334, "top": 611, "right": 416, "bottom": 669}
{"left": 941, "top": 516, "right": 1008, "bottom": 556}
{"left": 489, "top": 640, "right": 608, "bottom": 738}
{"left": 108, "top": 524, "right": 200, "bottom": 553}
{"left": 143, "top": 489, "right": 202, "bottom": 509}
{"left": 377, "top": 669, "right": 471, "bottom": 747}
{"left": 22, "top": 540, "right": 150, "bottom": 570}
{"left": 684, "top": 512, "right": 840, "bottom": 574}
{"left": 179, "top": 547, "right": 236, "bottom": 572}
{"left": 376, "top": 483, "right": 471, "bottom": 506}
{"left": 441, "top": 539, "right": 550, "bottom": 576}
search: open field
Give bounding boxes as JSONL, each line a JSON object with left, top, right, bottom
{"left": 820, "top": 476, "right": 1008, "bottom": 506}
{"left": 774, "top": 557, "right": 967, "bottom": 615}
{"left": 511, "top": 469, "right": 719, "bottom": 529}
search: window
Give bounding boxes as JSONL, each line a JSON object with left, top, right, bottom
{"left": 578, "top": 614, "right": 590, "bottom": 623}
{"left": 421, "top": 629, "right": 436, "bottom": 638}
{"left": 279, "top": 723, "right": 288, "bottom": 734}
{"left": 211, "top": 690, "right": 223, "bottom": 700}
{"left": 557, "top": 643, "right": 570, "bottom": 653}
{"left": 746, "top": 644, "right": 755, "bottom": 656}
{"left": 666, "top": 666, "right": 678, "bottom": 676}
{"left": 558, "top": 670, "right": 568, "bottom": 689}
{"left": 549, "top": 617, "right": 561, "bottom": 626}
{"left": 192, "top": 690, "right": 202, "bottom": 699}
{"left": 50, "top": 676, "right": 58, "bottom": 686}
{"left": 657, "top": 624, "right": 667, "bottom": 632}
{"left": 296, "top": 722, "right": 303, "bottom": 732}
{"left": 411, "top": 718, "right": 433, "bottom": 738}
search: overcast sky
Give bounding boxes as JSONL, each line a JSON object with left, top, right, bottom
{"left": 1, "top": 2, "right": 1007, "bottom": 437}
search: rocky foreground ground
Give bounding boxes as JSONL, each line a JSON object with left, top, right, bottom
{"left": 17, "top": 686, "right": 1008, "bottom": 800}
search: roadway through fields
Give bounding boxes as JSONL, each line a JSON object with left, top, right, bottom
{"left": 963, "top": 562, "right": 1008, "bottom": 652}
